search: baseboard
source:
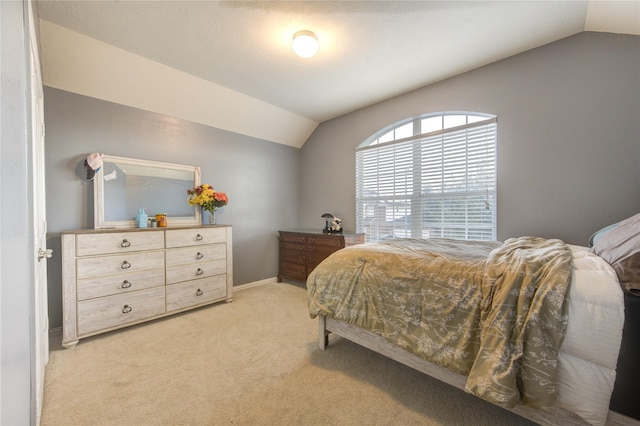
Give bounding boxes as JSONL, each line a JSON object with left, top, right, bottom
{"left": 233, "top": 277, "right": 278, "bottom": 292}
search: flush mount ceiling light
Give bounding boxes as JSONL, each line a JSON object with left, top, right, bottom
{"left": 292, "top": 30, "right": 319, "bottom": 58}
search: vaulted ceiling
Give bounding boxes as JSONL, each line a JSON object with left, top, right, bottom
{"left": 37, "top": 1, "right": 640, "bottom": 147}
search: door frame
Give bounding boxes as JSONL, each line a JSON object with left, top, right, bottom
{"left": 26, "top": 0, "right": 49, "bottom": 423}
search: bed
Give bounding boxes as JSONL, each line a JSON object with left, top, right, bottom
{"left": 307, "top": 214, "right": 640, "bottom": 426}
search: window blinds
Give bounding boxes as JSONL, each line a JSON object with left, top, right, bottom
{"left": 356, "top": 118, "right": 496, "bottom": 241}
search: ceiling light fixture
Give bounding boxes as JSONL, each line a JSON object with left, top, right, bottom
{"left": 292, "top": 30, "right": 319, "bottom": 58}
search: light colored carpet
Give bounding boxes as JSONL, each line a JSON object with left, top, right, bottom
{"left": 41, "top": 282, "right": 534, "bottom": 426}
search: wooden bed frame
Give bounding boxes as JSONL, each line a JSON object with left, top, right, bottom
{"left": 318, "top": 315, "right": 639, "bottom": 426}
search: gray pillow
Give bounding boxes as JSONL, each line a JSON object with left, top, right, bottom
{"left": 591, "top": 213, "right": 640, "bottom": 294}
{"left": 588, "top": 222, "right": 619, "bottom": 247}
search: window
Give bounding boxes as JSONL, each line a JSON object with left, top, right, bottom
{"left": 356, "top": 112, "right": 497, "bottom": 242}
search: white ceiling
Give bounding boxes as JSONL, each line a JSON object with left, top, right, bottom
{"left": 37, "top": 1, "right": 640, "bottom": 147}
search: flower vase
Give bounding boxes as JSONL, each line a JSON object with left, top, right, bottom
{"left": 208, "top": 209, "right": 216, "bottom": 225}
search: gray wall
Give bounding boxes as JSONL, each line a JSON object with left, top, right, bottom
{"left": 44, "top": 31, "right": 640, "bottom": 329}
{"left": 44, "top": 88, "right": 301, "bottom": 329}
{"left": 300, "top": 32, "right": 640, "bottom": 245}
{"left": 1, "top": 1, "right": 37, "bottom": 423}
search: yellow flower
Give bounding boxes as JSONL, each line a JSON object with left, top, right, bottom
{"left": 187, "top": 184, "right": 229, "bottom": 212}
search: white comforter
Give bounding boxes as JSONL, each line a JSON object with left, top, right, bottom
{"left": 557, "top": 245, "right": 624, "bottom": 425}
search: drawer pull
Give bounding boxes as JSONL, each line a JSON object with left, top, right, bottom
{"left": 195, "top": 234, "right": 204, "bottom": 241}
{"left": 195, "top": 252, "right": 204, "bottom": 260}
{"left": 196, "top": 268, "right": 204, "bottom": 276}
{"left": 120, "top": 239, "right": 131, "bottom": 248}
{"left": 122, "top": 305, "right": 132, "bottom": 314}
{"left": 120, "top": 260, "right": 131, "bottom": 270}
{"left": 196, "top": 288, "right": 204, "bottom": 297}
{"left": 121, "top": 280, "right": 132, "bottom": 289}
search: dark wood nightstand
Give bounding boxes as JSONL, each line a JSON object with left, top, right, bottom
{"left": 277, "top": 230, "right": 365, "bottom": 283}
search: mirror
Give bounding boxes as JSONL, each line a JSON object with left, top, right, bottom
{"left": 94, "top": 155, "right": 202, "bottom": 229}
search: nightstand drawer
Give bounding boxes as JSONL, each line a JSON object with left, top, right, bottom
{"left": 308, "top": 236, "right": 344, "bottom": 251}
{"left": 307, "top": 253, "right": 333, "bottom": 270}
{"left": 77, "top": 287, "right": 165, "bottom": 335}
{"left": 307, "top": 245, "right": 342, "bottom": 257}
{"left": 280, "top": 248, "right": 306, "bottom": 266}
{"left": 166, "top": 274, "right": 227, "bottom": 312}
{"left": 279, "top": 262, "right": 307, "bottom": 281}
{"left": 280, "top": 241, "right": 305, "bottom": 252}
{"left": 279, "top": 233, "right": 306, "bottom": 244}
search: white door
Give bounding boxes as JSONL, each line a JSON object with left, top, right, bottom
{"left": 28, "top": 0, "right": 50, "bottom": 423}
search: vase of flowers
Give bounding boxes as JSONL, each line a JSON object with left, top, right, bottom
{"left": 187, "top": 184, "right": 229, "bottom": 225}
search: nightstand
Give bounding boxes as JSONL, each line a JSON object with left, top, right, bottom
{"left": 277, "top": 230, "right": 365, "bottom": 283}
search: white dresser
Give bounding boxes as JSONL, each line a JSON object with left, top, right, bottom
{"left": 61, "top": 225, "right": 233, "bottom": 348}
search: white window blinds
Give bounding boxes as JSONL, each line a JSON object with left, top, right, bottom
{"left": 356, "top": 115, "right": 496, "bottom": 241}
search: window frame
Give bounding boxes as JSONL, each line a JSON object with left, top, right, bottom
{"left": 356, "top": 111, "right": 497, "bottom": 242}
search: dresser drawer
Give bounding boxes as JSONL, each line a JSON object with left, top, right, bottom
{"left": 77, "top": 268, "right": 165, "bottom": 301}
{"left": 166, "top": 274, "right": 227, "bottom": 312}
{"left": 165, "top": 243, "right": 226, "bottom": 268}
{"left": 166, "top": 259, "right": 226, "bottom": 284}
{"left": 77, "top": 286, "right": 165, "bottom": 335}
{"left": 76, "top": 251, "right": 165, "bottom": 280}
{"left": 76, "top": 231, "right": 165, "bottom": 256}
{"left": 166, "top": 227, "right": 226, "bottom": 248}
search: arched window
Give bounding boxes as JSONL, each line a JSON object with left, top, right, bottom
{"left": 356, "top": 111, "right": 497, "bottom": 241}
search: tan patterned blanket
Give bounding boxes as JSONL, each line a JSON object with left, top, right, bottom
{"left": 307, "top": 237, "right": 572, "bottom": 408}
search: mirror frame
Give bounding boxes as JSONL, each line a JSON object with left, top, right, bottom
{"left": 94, "top": 154, "right": 202, "bottom": 229}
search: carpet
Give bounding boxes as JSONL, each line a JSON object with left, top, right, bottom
{"left": 41, "top": 281, "right": 534, "bottom": 426}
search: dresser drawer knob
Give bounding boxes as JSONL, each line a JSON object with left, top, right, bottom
{"left": 121, "top": 280, "right": 132, "bottom": 289}
{"left": 196, "top": 288, "right": 204, "bottom": 297}
{"left": 195, "top": 252, "right": 204, "bottom": 260}
{"left": 196, "top": 268, "right": 204, "bottom": 276}
{"left": 120, "top": 260, "right": 131, "bottom": 270}
{"left": 195, "top": 233, "right": 204, "bottom": 241}
{"left": 122, "top": 305, "right": 132, "bottom": 314}
{"left": 120, "top": 239, "right": 131, "bottom": 248}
